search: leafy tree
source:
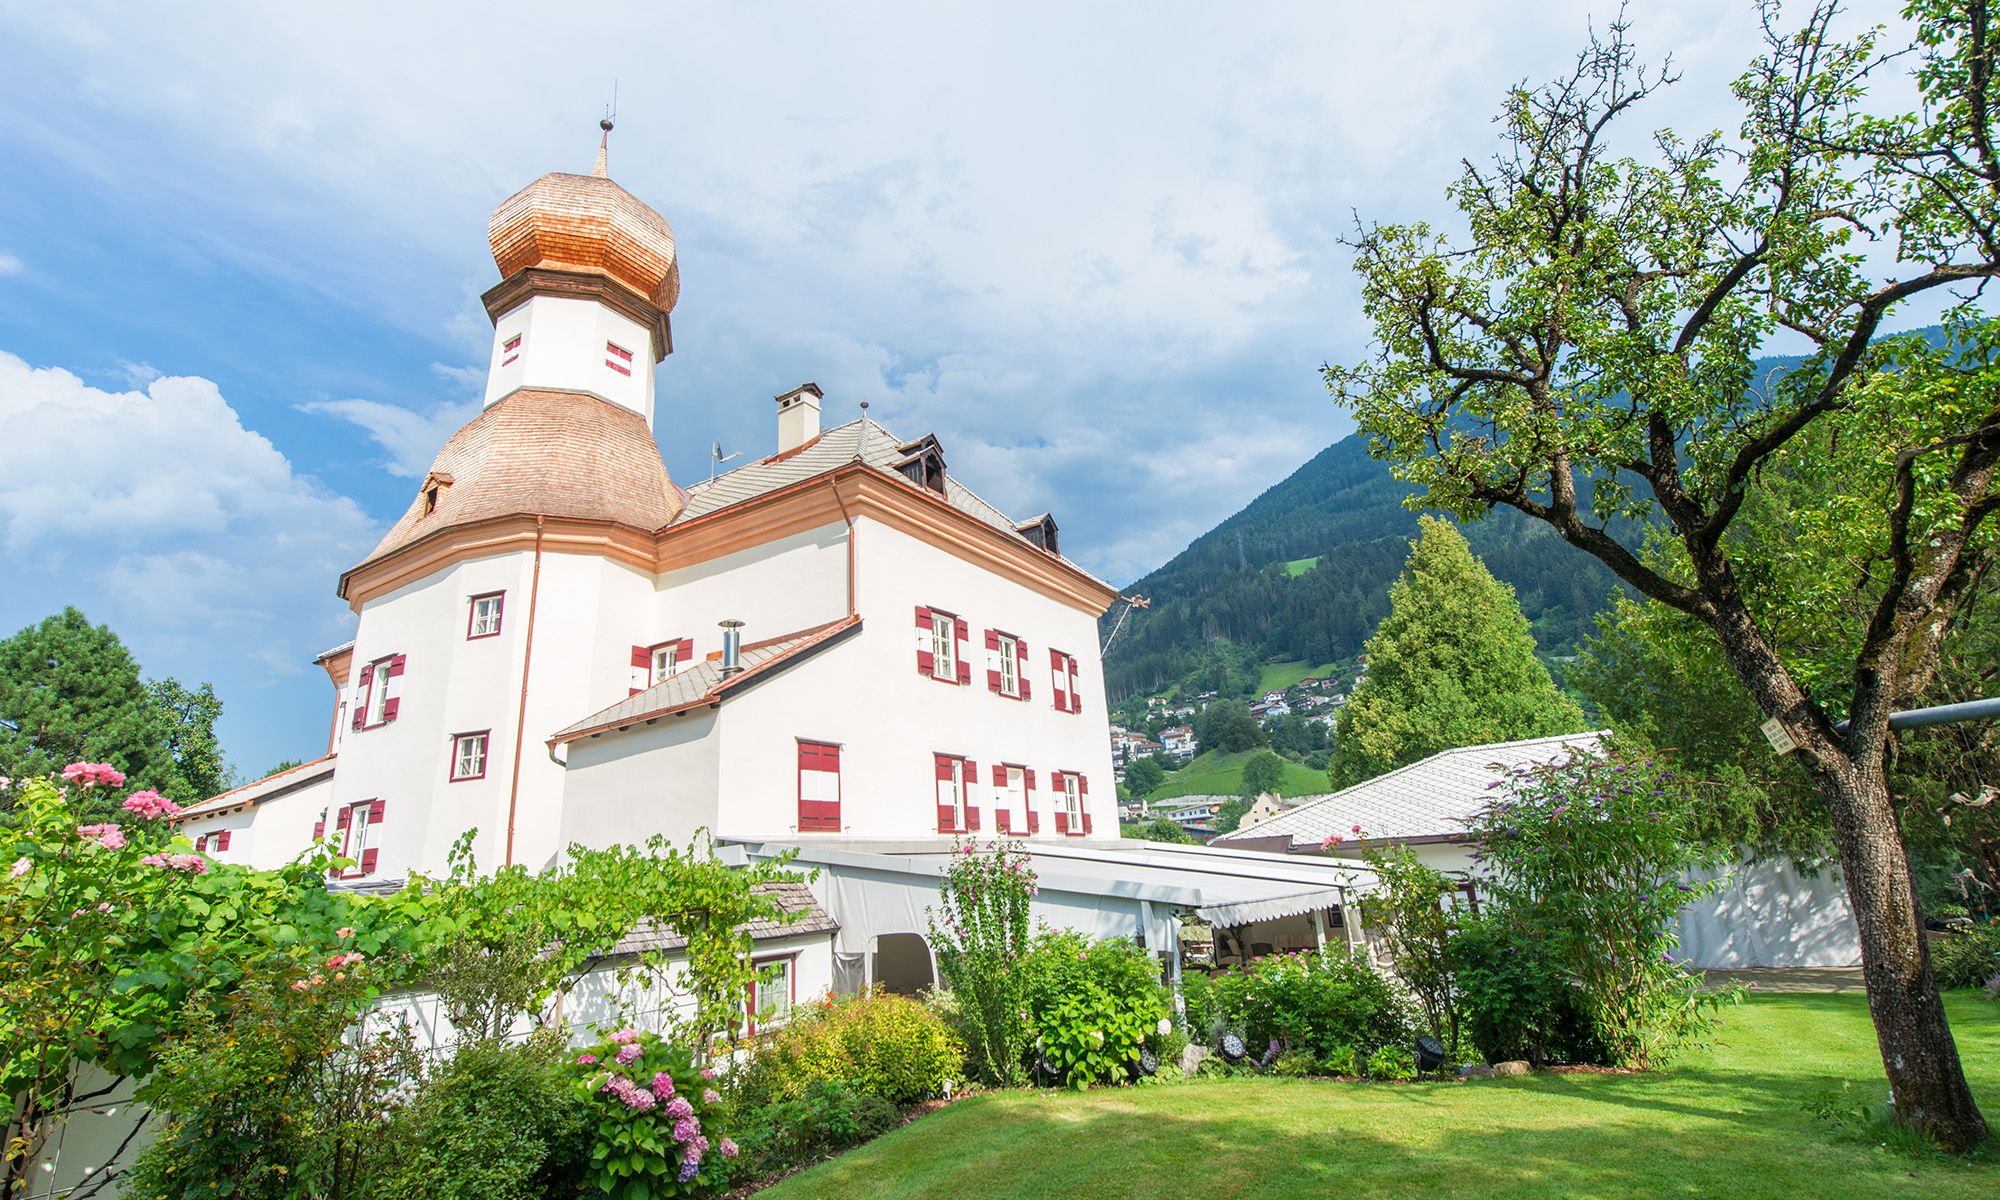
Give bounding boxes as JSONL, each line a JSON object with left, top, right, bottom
{"left": 1211, "top": 797, "right": 1251, "bottom": 834}
{"left": 149, "top": 676, "right": 230, "bottom": 800}
{"left": 1331, "top": 518, "right": 1586, "bottom": 787}
{"left": 1240, "top": 750, "right": 1286, "bottom": 798}
{"left": 263, "top": 757, "right": 308, "bottom": 779}
{"left": 1194, "top": 700, "right": 1267, "bottom": 755}
{"left": 1137, "top": 817, "right": 1196, "bottom": 845}
{"left": 0, "top": 609, "right": 174, "bottom": 816}
{"left": 1326, "top": 4, "right": 1998, "bottom": 1145}
{"left": 1122, "top": 756, "right": 1167, "bottom": 798}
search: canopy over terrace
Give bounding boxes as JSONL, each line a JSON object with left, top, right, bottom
{"left": 727, "top": 837, "right": 1380, "bottom": 1002}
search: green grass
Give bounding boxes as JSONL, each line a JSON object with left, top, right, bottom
{"left": 1253, "top": 659, "right": 1343, "bottom": 694}
{"left": 1283, "top": 556, "right": 1320, "bottom": 577}
{"left": 1145, "top": 749, "right": 1328, "bottom": 802}
{"left": 763, "top": 992, "right": 2000, "bottom": 1199}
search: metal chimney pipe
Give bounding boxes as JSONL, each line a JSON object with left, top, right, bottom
{"left": 719, "top": 619, "right": 745, "bottom": 677}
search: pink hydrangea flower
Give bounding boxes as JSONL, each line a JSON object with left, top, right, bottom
{"left": 609, "top": 1028, "right": 641, "bottom": 1043}
{"left": 614, "top": 1042, "right": 642, "bottom": 1065}
{"left": 577, "top": 1054, "right": 599, "bottom": 1066}
{"left": 699, "top": 1067, "right": 717, "bottom": 1079}
{"left": 336, "top": 927, "right": 355, "bottom": 939}
{"left": 672, "top": 1116, "right": 699, "bottom": 1143}
{"left": 624, "top": 1088, "right": 657, "bottom": 1111}
{"left": 719, "top": 1137, "right": 740, "bottom": 1159}
{"left": 702, "top": 1087, "right": 721, "bottom": 1105}
{"left": 650, "top": 1072, "right": 676, "bottom": 1100}
{"left": 665, "top": 1096, "right": 694, "bottom": 1120}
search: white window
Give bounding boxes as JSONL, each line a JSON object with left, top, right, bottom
{"left": 369, "top": 661, "right": 392, "bottom": 724}
{"left": 652, "top": 643, "right": 680, "bottom": 683}
{"left": 997, "top": 633, "right": 1018, "bottom": 696}
{"left": 749, "top": 957, "right": 794, "bottom": 1030}
{"left": 340, "top": 802, "right": 372, "bottom": 861}
{"left": 468, "top": 593, "right": 504, "bottom": 638}
{"left": 930, "top": 611, "right": 955, "bottom": 680}
{"left": 936, "top": 754, "right": 967, "bottom": 831}
{"left": 451, "top": 732, "right": 489, "bottom": 781}
{"left": 1063, "top": 772, "right": 1082, "bottom": 828}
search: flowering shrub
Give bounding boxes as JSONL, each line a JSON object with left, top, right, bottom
{"left": 1470, "top": 747, "right": 1727, "bottom": 1068}
{"left": 575, "top": 1029, "right": 737, "bottom": 1196}
{"left": 927, "top": 840, "right": 1036, "bottom": 1085}
{"left": 734, "top": 989, "right": 963, "bottom": 1107}
{"left": 1017, "top": 931, "right": 1169, "bottom": 1088}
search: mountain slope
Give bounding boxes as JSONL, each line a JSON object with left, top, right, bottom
{"left": 1101, "top": 433, "right": 1626, "bottom": 698}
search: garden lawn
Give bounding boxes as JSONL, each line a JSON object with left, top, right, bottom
{"left": 1146, "top": 750, "right": 1328, "bottom": 802}
{"left": 762, "top": 991, "right": 2000, "bottom": 1200}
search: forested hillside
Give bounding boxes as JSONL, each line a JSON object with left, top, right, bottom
{"left": 1100, "top": 433, "right": 1625, "bottom": 699}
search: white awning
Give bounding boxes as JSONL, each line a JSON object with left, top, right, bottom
{"left": 1195, "top": 886, "right": 1351, "bottom": 928}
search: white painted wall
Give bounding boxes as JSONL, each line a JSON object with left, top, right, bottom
{"left": 561, "top": 711, "right": 723, "bottom": 850}
{"left": 176, "top": 772, "right": 334, "bottom": 872}
{"left": 483, "top": 295, "right": 656, "bottom": 422}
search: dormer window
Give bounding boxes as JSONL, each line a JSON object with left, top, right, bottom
{"left": 419, "top": 471, "right": 454, "bottom": 517}
{"left": 1014, "top": 513, "right": 1060, "bottom": 556}
{"left": 893, "top": 435, "right": 948, "bottom": 496}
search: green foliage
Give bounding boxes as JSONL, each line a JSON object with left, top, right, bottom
{"left": 1333, "top": 519, "right": 1586, "bottom": 787}
{"left": 381, "top": 1034, "right": 591, "bottom": 1200}
{"left": 1195, "top": 700, "right": 1267, "bottom": 755}
{"left": 129, "top": 952, "right": 422, "bottom": 1200}
{"left": 1239, "top": 750, "right": 1286, "bottom": 799}
{"left": 927, "top": 841, "right": 1036, "bottom": 1086}
{"left": 1366, "top": 1043, "right": 1419, "bottom": 1082}
{"left": 1446, "top": 916, "right": 1602, "bottom": 1066}
{"left": 1317, "top": 1043, "right": 1359, "bottom": 1077}
{"left": 1136, "top": 817, "right": 1196, "bottom": 845}
{"left": 1472, "top": 749, "right": 1728, "bottom": 1068}
{"left": 1271, "top": 1049, "right": 1318, "bottom": 1077}
{"left": 732, "top": 1081, "right": 899, "bottom": 1178}
{"left": 1359, "top": 844, "right": 1464, "bottom": 1046}
{"left": 1189, "top": 951, "right": 1412, "bottom": 1060}
{"left": 1143, "top": 749, "right": 1329, "bottom": 803}
{"left": 735, "top": 990, "right": 963, "bottom": 1108}
{"left": 1932, "top": 921, "right": 2000, "bottom": 991}
{"left": 1122, "top": 756, "right": 1166, "bottom": 797}
{"left": 1211, "top": 797, "right": 1250, "bottom": 834}
{"left": 0, "top": 608, "right": 218, "bottom": 821}
{"left": 1018, "top": 932, "right": 1169, "bottom": 1089}
{"left": 574, "top": 1029, "right": 734, "bottom": 1198}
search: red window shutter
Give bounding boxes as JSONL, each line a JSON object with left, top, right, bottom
{"left": 313, "top": 819, "right": 325, "bottom": 839}
{"left": 381, "top": 696, "right": 400, "bottom": 722}
{"left": 1027, "top": 809, "right": 1040, "bottom": 834}
{"left": 1082, "top": 812, "right": 1094, "bottom": 835}
{"left": 387, "top": 654, "right": 406, "bottom": 678}
{"left": 995, "top": 808, "right": 1010, "bottom": 834}
{"left": 967, "top": 803, "right": 980, "bottom": 831}
{"left": 954, "top": 619, "right": 971, "bottom": 685}
{"left": 335, "top": 806, "right": 353, "bottom": 831}
{"left": 352, "top": 707, "right": 365, "bottom": 731}
{"left": 1025, "top": 768, "right": 1037, "bottom": 791}
{"left": 915, "top": 606, "right": 934, "bottom": 675}
{"left": 1016, "top": 640, "right": 1031, "bottom": 701}
{"left": 935, "top": 755, "right": 956, "bottom": 832}
{"left": 985, "top": 629, "right": 1002, "bottom": 692}
{"left": 360, "top": 848, "right": 379, "bottom": 875}
{"left": 194, "top": 834, "right": 206, "bottom": 852}
{"left": 218, "top": 830, "right": 232, "bottom": 850}
{"left": 992, "top": 763, "right": 1006, "bottom": 788}
{"left": 1055, "top": 809, "right": 1069, "bottom": 835}
{"left": 1069, "top": 660, "right": 1082, "bottom": 713}
{"left": 631, "top": 644, "right": 651, "bottom": 668}
{"left": 368, "top": 798, "right": 387, "bottom": 823}
{"left": 677, "top": 637, "right": 694, "bottom": 662}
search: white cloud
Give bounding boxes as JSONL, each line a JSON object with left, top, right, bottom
{"left": 297, "top": 396, "right": 480, "bottom": 478}
{"left": 0, "top": 349, "right": 376, "bottom": 732}
{"left": 0, "top": 250, "right": 21, "bottom": 276}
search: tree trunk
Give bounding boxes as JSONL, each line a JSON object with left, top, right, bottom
{"left": 1818, "top": 753, "right": 1989, "bottom": 1150}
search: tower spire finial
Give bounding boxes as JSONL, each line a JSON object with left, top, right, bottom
{"left": 594, "top": 84, "right": 618, "bottom": 178}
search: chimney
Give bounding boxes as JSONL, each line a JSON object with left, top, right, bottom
{"left": 718, "top": 619, "right": 745, "bottom": 677}
{"left": 775, "top": 382, "right": 823, "bottom": 454}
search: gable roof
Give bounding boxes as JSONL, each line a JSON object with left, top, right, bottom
{"left": 174, "top": 754, "right": 338, "bottom": 822}
{"left": 549, "top": 617, "right": 862, "bottom": 744}
{"left": 1213, "top": 731, "right": 1608, "bottom": 851}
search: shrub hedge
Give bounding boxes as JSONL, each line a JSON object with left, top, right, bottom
{"left": 735, "top": 990, "right": 963, "bottom": 1108}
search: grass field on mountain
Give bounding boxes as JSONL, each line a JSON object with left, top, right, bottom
{"left": 1146, "top": 749, "right": 1329, "bottom": 801}
{"left": 762, "top": 991, "right": 2000, "bottom": 1200}
{"left": 1253, "top": 658, "right": 1344, "bottom": 694}
{"left": 1283, "top": 557, "right": 1319, "bottom": 577}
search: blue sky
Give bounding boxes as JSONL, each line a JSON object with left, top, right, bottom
{"left": 0, "top": 0, "right": 1831, "bottom": 782}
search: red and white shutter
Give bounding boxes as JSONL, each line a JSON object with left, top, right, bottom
{"left": 984, "top": 630, "right": 1002, "bottom": 693}
{"left": 1068, "top": 659, "right": 1082, "bottom": 713}
{"left": 797, "top": 742, "right": 841, "bottom": 832}
{"left": 934, "top": 755, "right": 957, "bottom": 832}
{"left": 313, "top": 818, "right": 326, "bottom": 840}
{"left": 1080, "top": 775, "right": 1093, "bottom": 835}
{"left": 217, "top": 830, "right": 232, "bottom": 851}
{"left": 954, "top": 618, "right": 971, "bottom": 686}
{"left": 1015, "top": 639, "right": 1031, "bottom": 701}
{"left": 964, "top": 759, "right": 979, "bottom": 831}
{"left": 351, "top": 674, "right": 369, "bottom": 730}
{"left": 1050, "top": 649, "right": 1069, "bottom": 712}
{"left": 915, "top": 607, "right": 935, "bottom": 676}
{"left": 381, "top": 655, "right": 406, "bottom": 722}
{"left": 630, "top": 645, "right": 651, "bottom": 695}
{"left": 1049, "top": 769, "right": 1066, "bottom": 835}
{"left": 675, "top": 637, "right": 694, "bottom": 666}
{"left": 361, "top": 799, "right": 385, "bottom": 874}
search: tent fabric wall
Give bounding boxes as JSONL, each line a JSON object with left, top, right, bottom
{"left": 1676, "top": 855, "right": 1861, "bottom": 968}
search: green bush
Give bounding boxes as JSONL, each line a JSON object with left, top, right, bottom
{"left": 1318, "top": 1043, "right": 1359, "bottom": 1076}
{"left": 736, "top": 990, "right": 963, "bottom": 1108}
{"left": 1448, "top": 916, "right": 1602, "bottom": 1066}
{"left": 1931, "top": 921, "right": 2000, "bottom": 990}
{"left": 1018, "top": 932, "right": 1170, "bottom": 1088}
{"left": 733, "top": 1081, "right": 899, "bottom": 1177}
{"left": 1193, "top": 950, "right": 1412, "bottom": 1060}
{"left": 382, "top": 1034, "right": 591, "bottom": 1200}
{"left": 572, "top": 1029, "right": 734, "bottom": 1198}
{"left": 1366, "top": 1043, "right": 1418, "bottom": 1081}
{"left": 1271, "top": 1049, "right": 1318, "bottom": 1077}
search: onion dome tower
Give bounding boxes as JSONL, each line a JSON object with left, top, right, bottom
{"left": 479, "top": 117, "right": 681, "bottom": 425}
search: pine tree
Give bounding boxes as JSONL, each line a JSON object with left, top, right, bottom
{"left": 1331, "top": 518, "right": 1586, "bottom": 788}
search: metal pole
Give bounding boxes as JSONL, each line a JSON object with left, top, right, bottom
{"left": 1312, "top": 908, "right": 1328, "bottom": 953}
{"left": 1835, "top": 695, "right": 2000, "bottom": 735}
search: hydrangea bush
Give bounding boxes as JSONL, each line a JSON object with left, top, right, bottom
{"left": 1017, "top": 931, "right": 1170, "bottom": 1088}
{"left": 575, "top": 1029, "right": 737, "bottom": 1196}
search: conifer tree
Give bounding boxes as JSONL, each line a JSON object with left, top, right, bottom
{"left": 1331, "top": 518, "right": 1586, "bottom": 788}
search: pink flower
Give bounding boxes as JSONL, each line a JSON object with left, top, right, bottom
{"left": 62, "top": 761, "right": 126, "bottom": 788}
{"left": 699, "top": 1067, "right": 717, "bottom": 1080}
{"left": 121, "top": 790, "right": 180, "bottom": 820}
{"left": 672, "top": 1116, "right": 699, "bottom": 1143}
{"left": 1351, "top": 824, "right": 1363, "bottom": 834}
{"left": 76, "top": 823, "right": 128, "bottom": 850}
{"left": 665, "top": 1096, "right": 694, "bottom": 1121}
{"left": 96, "top": 902, "right": 112, "bottom": 913}
{"left": 624, "top": 1088, "right": 657, "bottom": 1111}
{"left": 337, "top": 927, "right": 355, "bottom": 939}
{"left": 702, "top": 1087, "right": 721, "bottom": 1105}
{"left": 139, "top": 853, "right": 208, "bottom": 875}
{"left": 291, "top": 979, "right": 312, "bottom": 991}
{"left": 577, "top": 1054, "right": 599, "bottom": 1065}
{"left": 9, "top": 857, "right": 29, "bottom": 879}
{"left": 719, "top": 1137, "right": 740, "bottom": 1159}
{"left": 609, "top": 1028, "right": 641, "bottom": 1043}
{"left": 614, "top": 1043, "right": 642, "bottom": 1065}
{"left": 650, "top": 1072, "right": 676, "bottom": 1100}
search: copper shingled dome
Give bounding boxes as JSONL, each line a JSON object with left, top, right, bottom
{"left": 488, "top": 172, "right": 682, "bottom": 312}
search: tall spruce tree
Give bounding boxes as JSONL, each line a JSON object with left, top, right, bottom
{"left": 1331, "top": 518, "right": 1586, "bottom": 788}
